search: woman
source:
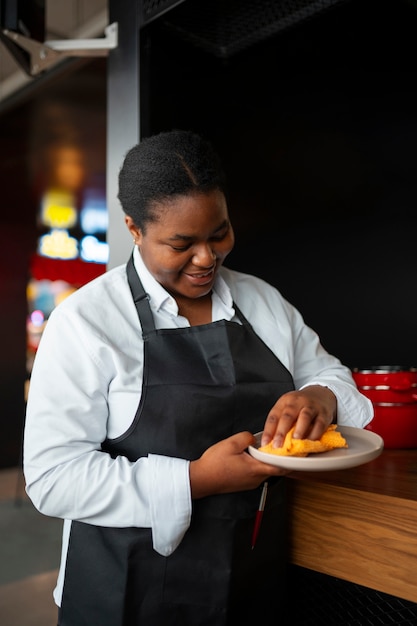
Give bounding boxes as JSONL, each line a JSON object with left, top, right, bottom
{"left": 24, "top": 130, "right": 373, "bottom": 625}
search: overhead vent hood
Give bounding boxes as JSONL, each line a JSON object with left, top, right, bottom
{"left": 141, "top": 0, "right": 349, "bottom": 57}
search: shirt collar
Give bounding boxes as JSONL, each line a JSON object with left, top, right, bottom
{"left": 132, "top": 246, "right": 234, "bottom": 319}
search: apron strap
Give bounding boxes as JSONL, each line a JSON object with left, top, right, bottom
{"left": 232, "top": 302, "right": 252, "bottom": 328}
{"left": 126, "top": 253, "right": 156, "bottom": 333}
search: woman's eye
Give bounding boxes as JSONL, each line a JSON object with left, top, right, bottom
{"left": 170, "top": 231, "right": 228, "bottom": 251}
{"left": 211, "top": 232, "right": 227, "bottom": 242}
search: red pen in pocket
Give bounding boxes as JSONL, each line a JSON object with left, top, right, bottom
{"left": 251, "top": 481, "right": 268, "bottom": 549}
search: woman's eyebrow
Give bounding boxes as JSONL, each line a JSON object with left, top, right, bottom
{"left": 168, "top": 220, "right": 229, "bottom": 241}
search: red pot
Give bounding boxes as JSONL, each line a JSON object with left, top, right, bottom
{"left": 352, "top": 367, "right": 417, "bottom": 448}
{"left": 364, "top": 402, "right": 417, "bottom": 449}
{"left": 352, "top": 366, "right": 417, "bottom": 404}
{"left": 355, "top": 386, "right": 417, "bottom": 404}
{"left": 352, "top": 366, "right": 417, "bottom": 389}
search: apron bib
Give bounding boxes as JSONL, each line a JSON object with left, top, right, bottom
{"left": 59, "top": 257, "right": 295, "bottom": 626}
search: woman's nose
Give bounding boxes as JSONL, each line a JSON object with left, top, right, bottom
{"left": 193, "top": 244, "right": 216, "bottom": 265}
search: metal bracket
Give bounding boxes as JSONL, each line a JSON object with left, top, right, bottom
{"left": 1, "top": 22, "right": 118, "bottom": 76}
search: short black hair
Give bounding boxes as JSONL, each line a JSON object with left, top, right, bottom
{"left": 118, "top": 129, "right": 227, "bottom": 230}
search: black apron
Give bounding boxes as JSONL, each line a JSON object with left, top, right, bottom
{"left": 58, "top": 257, "right": 295, "bottom": 626}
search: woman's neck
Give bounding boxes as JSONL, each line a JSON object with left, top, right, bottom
{"left": 176, "top": 293, "right": 212, "bottom": 326}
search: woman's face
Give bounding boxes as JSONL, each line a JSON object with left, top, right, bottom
{"left": 125, "top": 190, "right": 235, "bottom": 301}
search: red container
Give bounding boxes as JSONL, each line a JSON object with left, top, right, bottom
{"left": 364, "top": 403, "right": 417, "bottom": 449}
{"left": 352, "top": 367, "right": 417, "bottom": 448}
{"left": 355, "top": 386, "right": 417, "bottom": 404}
{"left": 352, "top": 366, "right": 417, "bottom": 398}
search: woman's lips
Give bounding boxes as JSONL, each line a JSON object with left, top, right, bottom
{"left": 184, "top": 268, "right": 215, "bottom": 286}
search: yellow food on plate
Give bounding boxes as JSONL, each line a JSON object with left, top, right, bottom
{"left": 258, "top": 424, "right": 348, "bottom": 457}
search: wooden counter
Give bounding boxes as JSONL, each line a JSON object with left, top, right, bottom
{"left": 287, "top": 449, "right": 417, "bottom": 603}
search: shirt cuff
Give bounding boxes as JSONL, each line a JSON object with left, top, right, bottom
{"left": 148, "top": 454, "right": 192, "bottom": 556}
{"left": 300, "top": 379, "right": 374, "bottom": 428}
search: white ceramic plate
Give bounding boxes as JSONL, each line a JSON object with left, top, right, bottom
{"left": 248, "top": 426, "right": 384, "bottom": 471}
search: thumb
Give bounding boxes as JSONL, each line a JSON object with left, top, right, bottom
{"left": 226, "top": 431, "right": 256, "bottom": 453}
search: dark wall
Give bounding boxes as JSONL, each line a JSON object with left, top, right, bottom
{"left": 142, "top": 0, "right": 417, "bottom": 368}
{"left": 0, "top": 103, "right": 35, "bottom": 467}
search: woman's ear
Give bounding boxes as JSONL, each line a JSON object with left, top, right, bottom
{"left": 125, "top": 216, "right": 142, "bottom": 244}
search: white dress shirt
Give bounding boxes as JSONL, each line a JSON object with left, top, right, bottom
{"left": 24, "top": 246, "right": 373, "bottom": 605}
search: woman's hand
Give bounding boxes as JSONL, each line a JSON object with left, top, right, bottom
{"left": 189, "top": 431, "right": 288, "bottom": 499}
{"left": 261, "top": 385, "right": 337, "bottom": 448}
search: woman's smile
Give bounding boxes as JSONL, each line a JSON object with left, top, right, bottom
{"left": 183, "top": 267, "right": 215, "bottom": 286}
